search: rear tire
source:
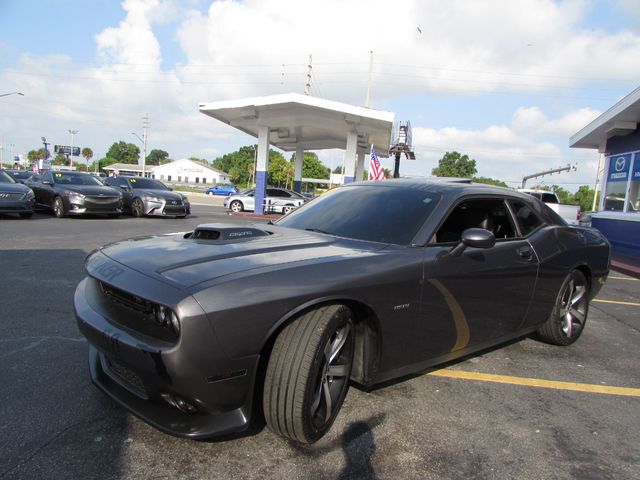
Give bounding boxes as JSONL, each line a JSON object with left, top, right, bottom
{"left": 230, "top": 200, "right": 243, "bottom": 213}
{"left": 263, "top": 304, "right": 354, "bottom": 444}
{"left": 537, "top": 270, "right": 589, "bottom": 346}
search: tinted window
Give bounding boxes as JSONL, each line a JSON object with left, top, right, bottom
{"left": 277, "top": 185, "right": 440, "bottom": 245}
{"left": 52, "top": 172, "right": 104, "bottom": 185}
{"left": 541, "top": 193, "right": 558, "bottom": 203}
{"left": 433, "top": 198, "right": 516, "bottom": 243}
{"left": 0, "top": 170, "right": 16, "bottom": 183}
{"left": 128, "top": 178, "right": 168, "bottom": 190}
{"left": 509, "top": 200, "right": 544, "bottom": 236}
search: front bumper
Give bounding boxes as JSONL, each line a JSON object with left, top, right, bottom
{"left": 142, "top": 198, "right": 189, "bottom": 217}
{"left": 74, "top": 274, "right": 257, "bottom": 439}
{"left": 0, "top": 197, "right": 34, "bottom": 214}
{"left": 66, "top": 196, "right": 122, "bottom": 216}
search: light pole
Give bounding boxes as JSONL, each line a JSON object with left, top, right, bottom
{"left": 0, "top": 92, "right": 24, "bottom": 98}
{"left": 41, "top": 136, "right": 49, "bottom": 171}
{"left": 131, "top": 132, "right": 147, "bottom": 177}
{"left": 68, "top": 129, "right": 78, "bottom": 169}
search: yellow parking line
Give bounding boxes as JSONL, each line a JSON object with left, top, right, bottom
{"left": 609, "top": 276, "right": 639, "bottom": 281}
{"left": 593, "top": 299, "right": 640, "bottom": 307}
{"left": 428, "top": 369, "right": 640, "bottom": 397}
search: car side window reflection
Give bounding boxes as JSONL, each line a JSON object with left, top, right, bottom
{"left": 509, "top": 200, "right": 545, "bottom": 237}
{"left": 432, "top": 198, "right": 516, "bottom": 244}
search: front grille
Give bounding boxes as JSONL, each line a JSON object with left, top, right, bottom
{"left": 0, "top": 193, "right": 24, "bottom": 201}
{"left": 101, "top": 354, "right": 148, "bottom": 399}
{"left": 163, "top": 206, "right": 187, "bottom": 215}
{"left": 100, "top": 282, "right": 153, "bottom": 314}
{"left": 86, "top": 196, "right": 120, "bottom": 204}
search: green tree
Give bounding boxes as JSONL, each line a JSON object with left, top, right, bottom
{"left": 189, "top": 157, "right": 210, "bottom": 167}
{"left": 291, "top": 152, "right": 331, "bottom": 181}
{"left": 473, "top": 176, "right": 508, "bottom": 187}
{"left": 550, "top": 185, "right": 577, "bottom": 205}
{"left": 212, "top": 146, "right": 256, "bottom": 185}
{"left": 106, "top": 141, "right": 140, "bottom": 164}
{"left": 52, "top": 154, "right": 68, "bottom": 166}
{"left": 267, "top": 152, "right": 292, "bottom": 187}
{"left": 432, "top": 151, "right": 477, "bottom": 178}
{"left": 573, "top": 185, "right": 596, "bottom": 212}
{"left": 146, "top": 149, "right": 170, "bottom": 166}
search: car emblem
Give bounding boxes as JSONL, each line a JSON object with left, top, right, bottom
{"left": 615, "top": 157, "right": 626, "bottom": 172}
{"left": 0, "top": 193, "right": 9, "bottom": 198}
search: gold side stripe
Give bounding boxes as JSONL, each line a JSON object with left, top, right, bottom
{"left": 428, "top": 369, "right": 640, "bottom": 397}
{"left": 593, "top": 299, "right": 640, "bottom": 307}
{"left": 608, "top": 276, "right": 639, "bottom": 281}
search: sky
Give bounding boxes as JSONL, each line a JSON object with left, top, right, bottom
{"left": 1, "top": 0, "right": 639, "bottom": 191}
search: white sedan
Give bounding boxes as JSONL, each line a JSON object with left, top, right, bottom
{"left": 224, "top": 187, "right": 306, "bottom": 214}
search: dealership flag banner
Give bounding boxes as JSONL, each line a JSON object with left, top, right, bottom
{"left": 368, "top": 145, "right": 385, "bottom": 180}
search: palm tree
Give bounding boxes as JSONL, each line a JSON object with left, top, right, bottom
{"left": 82, "top": 147, "right": 93, "bottom": 172}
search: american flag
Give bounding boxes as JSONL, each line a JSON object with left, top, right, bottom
{"left": 368, "top": 145, "right": 385, "bottom": 180}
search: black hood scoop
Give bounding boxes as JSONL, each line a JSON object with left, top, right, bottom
{"left": 186, "top": 224, "right": 272, "bottom": 243}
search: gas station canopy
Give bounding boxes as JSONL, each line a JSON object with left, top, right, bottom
{"left": 199, "top": 93, "right": 394, "bottom": 157}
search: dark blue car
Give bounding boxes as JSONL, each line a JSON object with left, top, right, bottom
{"left": 206, "top": 184, "right": 238, "bottom": 196}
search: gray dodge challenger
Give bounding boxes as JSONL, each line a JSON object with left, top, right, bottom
{"left": 74, "top": 179, "right": 610, "bottom": 444}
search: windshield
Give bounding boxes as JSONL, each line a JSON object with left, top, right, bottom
{"left": 54, "top": 172, "right": 105, "bottom": 186}
{"left": 0, "top": 170, "right": 17, "bottom": 184}
{"left": 128, "top": 178, "right": 168, "bottom": 190}
{"left": 277, "top": 184, "right": 441, "bottom": 245}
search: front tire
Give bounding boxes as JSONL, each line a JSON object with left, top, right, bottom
{"left": 537, "top": 270, "right": 589, "bottom": 345}
{"left": 230, "top": 200, "right": 243, "bottom": 213}
{"left": 52, "top": 196, "right": 66, "bottom": 218}
{"left": 264, "top": 304, "right": 354, "bottom": 444}
{"left": 131, "top": 198, "right": 144, "bottom": 217}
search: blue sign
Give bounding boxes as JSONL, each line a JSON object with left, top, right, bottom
{"left": 607, "top": 153, "right": 632, "bottom": 182}
{"left": 632, "top": 153, "right": 640, "bottom": 181}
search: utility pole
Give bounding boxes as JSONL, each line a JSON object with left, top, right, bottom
{"left": 142, "top": 113, "right": 148, "bottom": 177}
{"left": 365, "top": 50, "right": 373, "bottom": 108}
{"left": 304, "top": 55, "right": 312, "bottom": 95}
{"left": 68, "top": 129, "right": 78, "bottom": 169}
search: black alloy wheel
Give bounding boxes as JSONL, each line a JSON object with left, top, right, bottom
{"left": 264, "top": 304, "right": 355, "bottom": 444}
{"left": 537, "top": 269, "right": 589, "bottom": 345}
{"left": 131, "top": 198, "right": 144, "bottom": 217}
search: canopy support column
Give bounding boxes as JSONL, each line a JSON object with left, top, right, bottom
{"left": 255, "top": 126, "right": 269, "bottom": 215}
{"left": 355, "top": 151, "right": 365, "bottom": 182}
{"left": 293, "top": 145, "right": 304, "bottom": 193}
{"left": 343, "top": 132, "right": 357, "bottom": 184}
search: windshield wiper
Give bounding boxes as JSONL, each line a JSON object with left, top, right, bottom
{"left": 305, "top": 228, "right": 333, "bottom": 235}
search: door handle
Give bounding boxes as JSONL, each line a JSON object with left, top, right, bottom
{"left": 517, "top": 246, "right": 533, "bottom": 259}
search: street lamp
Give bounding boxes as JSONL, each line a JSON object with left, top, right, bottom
{"left": 68, "top": 129, "right": 79, "bottom": 168}
{"left": 131, "top": 132, "right": 147, "bottom": 177}
{"left": 0, "top": 92, "right": 24, "bottom": 98}
{"left": 41, "top": 136, "right": 49, "bottom": 171}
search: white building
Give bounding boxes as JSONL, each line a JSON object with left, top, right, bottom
{"left": 150, "top": 159, "right": 231, "bottom": 185}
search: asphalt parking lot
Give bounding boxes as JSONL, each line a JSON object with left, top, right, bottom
{"left": 1, "top": 203, "right": 638, "bottom": 480}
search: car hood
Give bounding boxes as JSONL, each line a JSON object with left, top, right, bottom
{"left": 134, "top": 188, "right": 183, "bottom": 200}
{"left": 63, "top": 185, "right": 121, "bottom": 196}
{"left": 0, "top": 182, "right": 29, "bottom": 194}
{"left": 95, "top": 223, "right": 384, "bottom": 288}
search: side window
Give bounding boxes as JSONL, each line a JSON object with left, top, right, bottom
{"left": 44, "top": 171, "right": 55, "bottom": 183}
{"left": 433, "top": 198, "right": 516, "bottom": 244}
{"left": 509, "top": 200, "right": 544, "bottom": 236}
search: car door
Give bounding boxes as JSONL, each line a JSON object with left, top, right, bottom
{"left": 37, "top": 171, "right": 57, "bottom": 209}
{"left": 420, "top": 196, "right": 539, "bottom": 355}
{"left": 106, "top": 177, "right": 133, "bottom": 208}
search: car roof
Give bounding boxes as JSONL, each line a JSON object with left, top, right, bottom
{"left": 347, "top": 178, "right": 529, "bottom": 198}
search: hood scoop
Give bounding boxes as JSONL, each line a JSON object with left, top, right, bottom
{"left": 186, "top": 224, "right": 272, "bottom": 243}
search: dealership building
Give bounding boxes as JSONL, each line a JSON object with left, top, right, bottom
{"left": 103, "top": 158, "right": 231, "bottom": 185}
{"left": 570, "top": 86, "right": 640, "bottom": 273}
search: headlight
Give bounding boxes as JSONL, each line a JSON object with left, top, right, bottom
{"left": 64, "top": 191, "right": 85, "bottom": 200}
{"left": 154, "top": 305, "right": 180, "bottom": 335}
{"left": 24, "top": 189, "right": 35, "bottom": 200}
{"left": 143, "top": 195, "right": 162, "bottom": 202}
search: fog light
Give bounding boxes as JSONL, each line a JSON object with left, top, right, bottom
{"left": 161, "top": 393, "right": 197, "bottom": 413}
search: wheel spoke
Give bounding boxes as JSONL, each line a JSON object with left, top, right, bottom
{"left": 327, "top": 363, "right": 349, "bottom": 378}
{"left": 569, "top": 307, "right": 585, "bottom": 324}
{"left": 563, "top": 315, "right": 573, "bottom": 337}
{"left": 322, "top": 380, "right": 332, "bottom": 422}
{"left": 327, "top": 324, "right": 351, "bottom": 363}
{"left": 570, "top": 285, "right": 586, "bottom": 306}
{"left": 310, "top": 379, "right": 323, "bottom": 414}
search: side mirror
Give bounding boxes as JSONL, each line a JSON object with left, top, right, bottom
{"left": 449, "top": 228, "right": 496, "bottom": 257}
{"left": 167, "top": 187, "right": 173, "bottom": 191}
{"left": 42, "top": 180, "right": 53, "bottom": 186}
{"left": 119, "top": 185, "right": 129, "bottom": 190}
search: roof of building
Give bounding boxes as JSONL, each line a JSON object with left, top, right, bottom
{"left": 570, "top": 86, "right": 640, "bottom": 152}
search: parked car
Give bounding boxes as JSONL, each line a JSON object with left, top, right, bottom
{"left": 26, "top": 170, "right": 122, "bottom": 218}
{"left": 5, "top": 169, "right": 34, "bottom": 184}
{"left": 0, "top": 169, "right": 35, "bottom": 218}
{"left": 224, "top": 187, "right": 306, "bottom": 213}
{"left": 104, "top": 176, "right": 190, "bottom": 218}
{"left": 518, "top": 189, "right": 581, "bottom": 225}
{"left": 206, "top": 184, "right": 238, "bottom": 196}
{"left": 75, "top": 179, "right": 609, "bottom": 444}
